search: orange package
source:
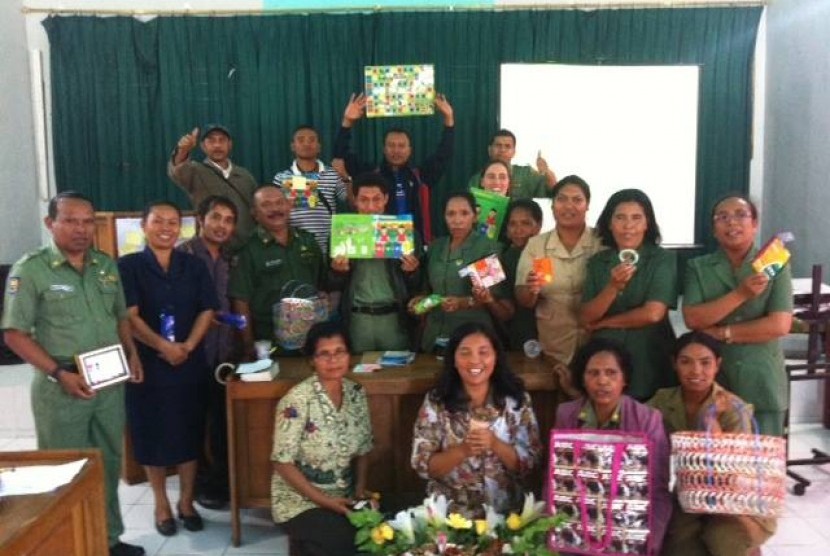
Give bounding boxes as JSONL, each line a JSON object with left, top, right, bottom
{"left": 533, "top": 258, "right": 554, "bottom": 284}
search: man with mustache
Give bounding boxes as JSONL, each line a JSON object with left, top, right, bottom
{"left": 168, "top": 124, "right": 257, "bottom": 248}
{"left": 229, "top": 185, "right": 326, "bottom": 359}
{"left": 177, "top": 195, "right": 238, "bottom": 510}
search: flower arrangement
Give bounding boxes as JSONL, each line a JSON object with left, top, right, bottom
{"left": 349, "top": 493, "right": 564, "bottom": 556}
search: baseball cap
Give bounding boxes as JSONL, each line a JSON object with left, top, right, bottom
{"left": 200, "top": 124, "right": 231, "bottom": 141}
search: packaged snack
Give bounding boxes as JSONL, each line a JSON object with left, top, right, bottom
{"left": 413, "top": 294, "right": 443, "bottom": 315}
{"left": 533, "top": 257, "right": 554, "bottom": 284}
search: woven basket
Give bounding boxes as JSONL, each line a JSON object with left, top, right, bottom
{"left": 671, "top": 430, "right": 786, "bottom": 518}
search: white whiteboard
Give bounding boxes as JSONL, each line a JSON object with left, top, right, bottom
{"left": 501, "top": 64, "right": 700, "bottom": 246}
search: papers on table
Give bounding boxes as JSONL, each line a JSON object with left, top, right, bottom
{"left": 0, "top": 458, "right": 87, "bottom": 496}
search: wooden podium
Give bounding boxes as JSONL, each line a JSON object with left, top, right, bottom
{"left": 0, "top": 450, "right": 108, "bottom": 555}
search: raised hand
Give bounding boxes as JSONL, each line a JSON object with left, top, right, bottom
{"left": 434, "top": 94, "right": 454, "bottom": 126}
{"left": 343, "top": 93, "right": 367, "bottom": 126}
{"left": 536, "top": 150, "right": 549, "bottom": 174}
{"left": 178, "top": 128, "right": 199, "bottom": 153}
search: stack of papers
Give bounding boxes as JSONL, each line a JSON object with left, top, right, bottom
{"left": 236, "top": 360, "right": 280, "bottom": 382}
{"left": 378, "top": 351, "right": 416, "bottom": 367}
{"left": 0, "top": 458, "right": 87, "bottom": 496}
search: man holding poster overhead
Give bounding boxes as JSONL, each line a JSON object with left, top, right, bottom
{"left": 333, "top": 92, "right": 455, "bottom": 244}
{"left": 1, "top": 192, "right": 146, "bottom": 556}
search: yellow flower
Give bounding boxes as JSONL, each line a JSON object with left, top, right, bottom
{"left": 446, "top": 513, "right": 473, "bottom": 530}
{"left": 475, "top": 519, "right": 489, "bottom": 536}
{"left": 370, "top": 523, "right": 394, "bottom": 545}
{"left": 506, "top": 512, "right": 523, "bottom": 531}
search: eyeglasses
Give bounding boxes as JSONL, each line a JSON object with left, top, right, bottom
{"left": 313, "top": 349, "right": 349, "bottom": 361}
{"left": 713, "top": 211, "right": 753, "bottom": 224}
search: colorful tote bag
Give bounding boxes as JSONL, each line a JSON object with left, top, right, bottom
{"left": 548, "top": 430, "right": 653, "bottom": 556}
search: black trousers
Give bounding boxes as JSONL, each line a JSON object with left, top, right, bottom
{"left": 282, "top": 508, "right": 358, "bottom": 556}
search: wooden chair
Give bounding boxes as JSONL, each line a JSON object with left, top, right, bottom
{"left": 785, "top": 263, "right": 830, "bottom": 495}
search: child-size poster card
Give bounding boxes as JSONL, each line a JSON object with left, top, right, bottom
{"left": 470, "top": 188, "right": 510, "bottom": 241}
{"left": 330, "top": 214, "right": 415, "bottom": 259}
{"left": 364, "top": 64, "right": 435, "bottom": 118}
{"left": 458, "top": 253, "right": 506, "bottom": 289}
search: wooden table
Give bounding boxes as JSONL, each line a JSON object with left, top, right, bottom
{"left": 0, "top": 450, "right": 108, "bottom": 555}
{"left": 226, "top": 353, "right": 563, "bottom": 546}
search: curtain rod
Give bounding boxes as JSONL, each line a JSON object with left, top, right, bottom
{"left": 21, "top": 2, "right": 765, "bottom": 17}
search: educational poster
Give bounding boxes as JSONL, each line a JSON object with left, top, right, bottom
{"left": 459, "top": 254, "right": 506, "bottom": 289}
{"left": 282, "top": 175, "right": 321, "bottom": 209}
{"left": 470, "top": 188, "right": 509, "bottom": 240}
{"left": 330, "top": 214, "right": 415, "bottom": 259}
{"left": 115, "top": 216, "right": 196, "bottom": 256}
{"left": 364, "top": 64, "right": 435, "bottom": 118}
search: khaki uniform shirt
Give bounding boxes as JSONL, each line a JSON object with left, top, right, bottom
{"left": 516, "top": 228, "right": 603, "bottom": 364}
{"left": 1, "top": 242, "right": 126, "bottom": 364}
{"left": 648, "top": 383, "right": 753, "bottom": 434}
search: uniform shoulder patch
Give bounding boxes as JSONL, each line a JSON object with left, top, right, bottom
{"left": 7, "top": 277, "right": 20, "bottom": 295}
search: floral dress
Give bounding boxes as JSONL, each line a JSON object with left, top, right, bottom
{"left": 271, "top": 375, "right": 373, "bottom": 523}
{"left": 411, "top": 392, "right": 541, "bottom": 516}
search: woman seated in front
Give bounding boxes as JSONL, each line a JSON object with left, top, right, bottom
{"left": 555, "top": 337, "right": 672, "bottom": 552}
{"left": 271, "top": 321, "right": 373, "bottom": 556}
{"left": 648, "top": 331, "right": 775, "bottom": 556}
{"left": 411, "top": 322, "right": 542, "bottom": 516}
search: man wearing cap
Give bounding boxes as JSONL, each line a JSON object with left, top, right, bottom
{"left": 467, "top": 129, "right": 557, "bottom": 199}
{"left": 273, "top": 125, "right": 348, "bottom": 255}
{"left": 168, "top": 124, "right": 257, "bottom": 247}
{"left": 2, "top": 191, "right": 146, "bottom": 556}
{"left": 333, "top": 93, "right": 455, "bottom": 244}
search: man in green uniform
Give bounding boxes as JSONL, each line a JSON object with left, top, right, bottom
{"left": 2, "top": 192, "right": 145, "bottom": 556}
{"left": 229, "top": 185, "right": 326, "bottom": 359}
{"left": 467, "top": 129, "right": 556, "bottom": 199}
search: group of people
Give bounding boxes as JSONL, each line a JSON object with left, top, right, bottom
{"left": 0, "top": 91, "right": 792, "bottom": 556}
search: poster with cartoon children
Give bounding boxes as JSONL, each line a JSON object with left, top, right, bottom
{"left": 331, "top": 214, "right": 415, "bottom": 259}
{"left": 470, "top": 188, "right": 509, "bottom": 241}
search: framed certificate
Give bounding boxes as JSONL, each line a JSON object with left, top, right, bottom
{"left": 75, "top": 344, "right": 131, "bottom": 390}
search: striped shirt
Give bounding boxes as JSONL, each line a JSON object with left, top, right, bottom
{"left": 273, "top": 160, "right": 346, "bottom": 256}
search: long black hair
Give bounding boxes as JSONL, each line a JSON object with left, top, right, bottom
{"left": 594, "top": 188, "right": 661, "bottom": 249}
{"left": 430, "top": 322, "right": 526, "bottom": 412}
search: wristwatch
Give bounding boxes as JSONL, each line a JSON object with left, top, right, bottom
{"left": 722, "top": 325, "right": 733, "bottom": 344}
{"left": 46, "top": 366, "right": 67, "bottom": 383}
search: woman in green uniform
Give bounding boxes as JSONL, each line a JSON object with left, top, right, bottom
{"left": 682, "top": 195, "right": 792, "bottom": 436}
{"left": 580, "top": 189, "right": 677, "bottom": 400}
{"left": 409, "top": 192, "right": 513, "bottom": 352}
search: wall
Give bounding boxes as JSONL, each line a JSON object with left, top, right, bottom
{"left": 764, "top": 0, "right": 830, "bottom": 277}
{"left": 0, "top": 0, "right": 40, "bottom": 263}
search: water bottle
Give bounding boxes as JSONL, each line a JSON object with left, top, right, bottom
{"left": 395, "top": 178, "right": 408, "bottom": 215}
{"left": 160, "top": 312, "right": 176, "bottom": 342}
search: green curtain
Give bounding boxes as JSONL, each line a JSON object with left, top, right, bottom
{"left": 45, "top": 7, "right": 761, "bottom": 244}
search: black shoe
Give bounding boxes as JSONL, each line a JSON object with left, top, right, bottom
{"left": 109, "top": 541, "right": 146, "bottom": 556}
{"left": 178, "top": 508, "right": 204, "bottom": 532}
{"left": 196, "top": 492, "right": 228, "bottom": 510}
{"left": 155, "top": 517, "right": 177, "bottom": 537}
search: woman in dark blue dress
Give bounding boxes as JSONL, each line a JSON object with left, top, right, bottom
{"left": 119, "top": 201, "right": 218, "bottom": 536}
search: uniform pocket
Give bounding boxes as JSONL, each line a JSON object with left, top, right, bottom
{"left": 42, "top": 289, "right": 83, "bottom": 323}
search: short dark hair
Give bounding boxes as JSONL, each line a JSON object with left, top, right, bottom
{"left": 479, "top": 160, "right": 512, "bottom": 180}
{"left": 384, "top": 127, "right": 411, "bottom": 144}
{"left": 711, "top": 193, "right": 758, "bottom": 222}
{"left": 552, "top": 175, "right": 591, "bottom": 204}
{"left": 431, "top": 322, "right": 527, "bottom": 412}
{"left": 196, "top": 195, "right": 238, "bottom": 222}
{"left": 490, "top": 129, "right": 516, "bottom": 146}
{"left": 352, "top": 171, "right": 391, "bottom": 197}
{"left": 506, "top": 199, "right": 543, "bottom": 225}
{"left": 595, "top": 188, "right": 662, "bottom": 249}
{"left": 303, "top": 321, "right": 352, "bottom": 357}
{"left": 445, "top": 191, "right": 477, "bottom": 214}
{"left": 571, "top": 337, "right": 634, "bottom": 395}
{"left": 673, "top": 331, "right": 723, "bottom": 360}
{"left": 141, "top": 200, "right": 182, "bottom": 223}
{"left": 48, "top": 191, "right": 94, "bottom": 219}
{"left": 292, "top": 124, "right": 320, "bottom": 140}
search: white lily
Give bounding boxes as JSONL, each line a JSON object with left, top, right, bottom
{"left": 519, "top": 492, "right": 546, "bottom": 524}
{"left": 482, "top": 503, "right": 505, "bottom": 536}
{"left": 424, "top": 493, "right": 449, "bottom": 527}
{"left": 388, "top": 509, "right": 417, "bottom": 543}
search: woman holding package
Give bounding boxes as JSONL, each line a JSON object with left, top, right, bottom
{"left": 580, "top": 188, "right": 677, "bottom": 401}
{"left": 409, "top": 192, "right": 513, "bottom": 353}
{"left": 648, "top": 331, "right": 775, "bottom": 556}
{"left": 271, "top": 321, "right": 373, "bottom": 556}
{"left": 682, "top": 195, "right": 792, "bottom": 436}
{"left": 119, "top": 201, "right": 218, "bottom": 536}
{"left": 515, "top": 175, "right": 602, "bottom": 368}
{"left": 411, "top": 322, "right": 542, "bottom": 516}
{"left": 555, "top": 337, "right": 672, "bottom": 552}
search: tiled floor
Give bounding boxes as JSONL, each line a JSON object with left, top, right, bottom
{"left": 2, "top": 426, "right": 829, "bottom": 555}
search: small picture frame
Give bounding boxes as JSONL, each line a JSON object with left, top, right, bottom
{"left": 75, "top": 344, "right": 131, "bottom": 390}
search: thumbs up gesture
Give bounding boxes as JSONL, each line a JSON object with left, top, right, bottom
{"left": 178, "top": 127, "right": 199, "bottom": 153}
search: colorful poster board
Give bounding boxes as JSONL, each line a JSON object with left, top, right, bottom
{"left": 364, "top": 64, "right": 435, "bottom": 118}
{"left": 470, "top": 188, "right": 510, "bottom": 240}
{"left": 458, "top": 253, "right": 506, "bottom": 289}
{"left": 330, "top": 214, "right": 415, "bottom": 259}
